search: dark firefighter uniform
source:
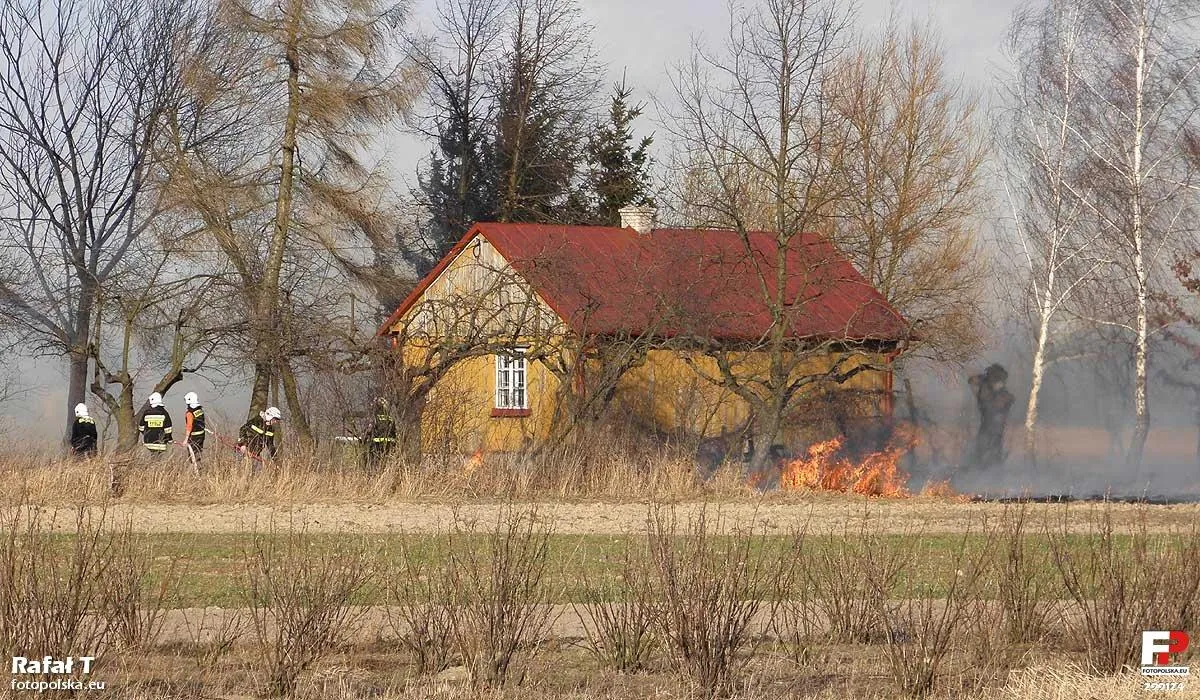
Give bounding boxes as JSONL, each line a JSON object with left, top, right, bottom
{"left": 969, "top": 364, "right": 1015, "bottom": 467}
{"left": 70, "top": 416, "right": 98, "bottom": 458}
{"left": 139, "top": 406, "right": 173, "bottom": 453}
{"left": 366, "top": 402, "right": 397, "bottom": 469}
{"left": 238, "top": 415, "right": 278, "bottom": 459}
{"left": 185, "top": 405, "right": 206, "bottom": 458}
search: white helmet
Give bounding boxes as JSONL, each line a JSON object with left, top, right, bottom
{"left": 184, "top": 392, "right": 199, "bottom": 408}
{"left": 74, "top": 403, "right": 89, "bottom": 418}
{"left": 147, "top": 392, "right": 163, "bottom": 408}
{"left": 264, "top": 406, "right": 282, "bottom": 421}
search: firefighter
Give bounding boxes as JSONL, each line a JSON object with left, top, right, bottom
{"left": 183, "top": 391, "right": 206, "bottom": 461}
{"left": 69, "top": 403, "right": 98, "bottom": 458}
{"left": 139, "top": 392, "right": 173, "bottom": 454}
{"left": 365, "top": 397, "right": 397, "bottom": 470}
{"left": 969, "top": 363, "right": 1014, "bottom": 467}
{"left": 238, "top": 406, "right": 281, "bottom": 461}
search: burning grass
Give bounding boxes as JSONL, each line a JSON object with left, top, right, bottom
{"left": 779, "top": 426, "right": 918, "bottom": 497}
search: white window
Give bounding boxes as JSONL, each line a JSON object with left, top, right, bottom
{"left": 495, "top": 349, "right": 528, "bottom": 410}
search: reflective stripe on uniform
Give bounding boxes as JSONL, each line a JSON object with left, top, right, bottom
{"left": 372, "top": 437, "right": 396, "bottom": 443}
{"left": 190, "top": 431, "right": 205, "bottom": 436}
{"left": 251, "top": 425, "right": 265, "bottom": 435}
{"left": 144, "top": 444, "right": 167, "bottom": 451}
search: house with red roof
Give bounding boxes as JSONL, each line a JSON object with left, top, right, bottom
{"left": 378, "top": 208, "right": 909, "bottom": 454}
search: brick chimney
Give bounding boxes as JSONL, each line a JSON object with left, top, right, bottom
{"left": 618, "top": 205, "right": 656, "bottom": 235}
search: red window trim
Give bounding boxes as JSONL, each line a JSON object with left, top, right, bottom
{"left": 490, "top": 408, "right": 531, "bottom": 418}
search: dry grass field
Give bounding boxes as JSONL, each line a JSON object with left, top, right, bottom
{"left": 1, "top": 432, "right": 1198, "bottom": 700}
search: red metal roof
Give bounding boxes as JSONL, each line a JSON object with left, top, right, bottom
{"left": 380, "top": 222, "right": 909, "bottom": 343}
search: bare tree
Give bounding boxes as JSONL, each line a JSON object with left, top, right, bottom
{"left": 1001, "top": 0, "right": 1109, "bottom": 463}
{"left": 1068, "top": 0, "right": 1200, "bottom": 467}
{"left": 86, "top": 247, "right": 225, "bottom": 450}
{"left": 827, "top": 20, "right": 988, "bottom": 364}
{"left": 0, "top": 0, "right": 194, "bottom": 438}
{"left": 663, "top": 0, "right": 907, "bottom": 473}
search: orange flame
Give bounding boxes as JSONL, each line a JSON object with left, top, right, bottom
{"left": 463, "top": 448, "right": 484, "bottom": 475}
{"left": 919, "top": 478, "right": 967, "bottom": 501}
{"left": 779, "top": 426, "right": 919, "bottom": 498}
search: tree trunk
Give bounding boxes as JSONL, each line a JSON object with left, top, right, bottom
{"left": 249, "top": 0, "right": 302, "bottom": 421}
{"left": 748, "top": 406, "right": 783, "bottom": 476}
{"left": 65, "top": 347, "right": 90, "bottom": 442}
{"left": 1128, "top": 291, "right": 1150, "bottom": 468}
{"left": 902, "top": 375, "right": 920, "bottom": 473}
{"left": 1024, "top": 287, "right": 1053, "bottom": 466}
{"left": 279, "top": 358, "right": 312, "bottom": 444}
{"left": 116, "top": 380, "right": 137, "bottom": 451}
{"left": 249, "top": 362, "right": 272, "bottom": 419}
{"left": 1126, "top": 12, "right": 1149, "bottom": 471}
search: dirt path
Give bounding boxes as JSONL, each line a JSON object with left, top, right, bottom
{"left": 17, "top": 499, "right": 1200, "bottom": 534}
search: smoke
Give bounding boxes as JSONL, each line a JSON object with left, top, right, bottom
{"left": 901, "top": 328, "right": 1200, "bottom": 501}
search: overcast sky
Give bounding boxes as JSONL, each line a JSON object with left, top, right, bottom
{"left": 1, "top": 0, "right": 1025, "bottom": 442}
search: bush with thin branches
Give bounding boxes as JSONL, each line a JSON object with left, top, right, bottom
{"left": 575, "top": 540, "right": 658, "bottom": 673}
{"left": 383, "top": 537, "right": 455, "bottom": 676}
{"left": 442, "top": 507, "right": 556, "bottom": 688}
{"left": 996, "top": 503, "right": 1058, "bottom": 646}
{"left": 242, "top": 529, "right": 375, "bottom": 696}
{"left": 1050, "top": 504, "right": 1169, "bottom": 675}
{"left": 0, "top": 500, "right": 119, "bottom": 669}
{"left": 644, "top": 505, "right": 784, "bottom": 699}
{"left": 104, "top": 524, "right": 186, "bottom": 650}
{"left": 805, "top": 515, "right": 911, "bottom": 643}
{"left": 866, "top": 527, "right": 994, "bottom": 698}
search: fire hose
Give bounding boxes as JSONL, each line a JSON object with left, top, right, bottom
{"left": 203, "top": 428, "right": 270, "bottom": 465}
{"left": 169, "top": 428, "right": 269, "bottom": 470}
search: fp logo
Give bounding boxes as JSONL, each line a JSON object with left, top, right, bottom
{"left": 1143, "top": 630, "right": 1190, "bottom": 667}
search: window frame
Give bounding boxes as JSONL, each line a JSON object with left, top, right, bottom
{"left": 494, "top": 347, "right": 529, "bottom": 411}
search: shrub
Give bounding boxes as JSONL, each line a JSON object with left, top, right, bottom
{"left": 996, "top": 503, "right": 1058, "bottom": 646}
{"left": 383, "top": 537, "right": 455, "bottom": 676}
{"left": 242, "top": 528, "right": 374, "bottom": 696}
{"left": 866, "top": 528, "right": 993, "bottom": 698}
{"left": 575, "top": 541, "right": 657, "bottom": 673}
{"left": 442, "top": 507, "right": 555, "bottom": 688}
{"left": 104, "top": 524, "right": 186, "bottom": 650}
{"left": 644, "top": 505, "right": 784, "bottom": 699}
{"left": 1050, "top": 504, "right": 1168, "bottom": 675}
{"left": 804, "top": 514, "right": 911, "bottom": 643}
{"left": 0, "top": 501, "right": 119, "bottom": 671}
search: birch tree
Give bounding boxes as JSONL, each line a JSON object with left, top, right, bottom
{"left": 1070, "top": 0, "right": 1200, "bottom": 467}
{"left": 1001, "top": 0, "right": 1106, "bottom": 463}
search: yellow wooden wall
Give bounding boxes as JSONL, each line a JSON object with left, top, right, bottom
{"left": 420, "top": 353, "right": 558, "bottom": 453}
{"left": 415, "top": 345, "right": 890, "bottom": 453}
{"left": 616, "top": 349, "right": 890, "bottom": 443}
